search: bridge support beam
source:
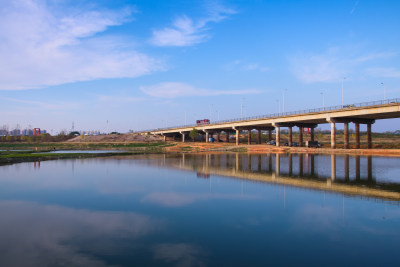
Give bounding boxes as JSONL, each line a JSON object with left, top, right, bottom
{"left": 355, "top": 123, "right": 360, "bottom": 149}
{"left": 344, "top": 122, "right": 349, "bottom": 149}
{"left": 268, "top": 130, "right": 272, "bottom": 141}
{"left": 257, "top": 129, "right": 262, "bottom": 144}
{"left": 217, "top": 132, "right": 220, "bottom": 142}
{"left": 163, "top": 135, "right": 166, "bottom": 142}
{"left": 248, "top": 130, "right": 251, "bottom": 145}
{"left": 367, "top": 123, "right": 372, "bottom": 149}
{"left": 276, "top": 127, "right": 280, "bottom": 146}
{"left": 310, "top": 127, "right": 315, "bottom": 141}
{"left": 181, "top": 133, "right": 185, "bottom": 143}
{"left": 299, "top": 127, "right": 303, "bottom": 147}
{"left": 288, "top": 127, "right": 293, "bottom": 146}
{"left": 226, "top": 131, "right": 230, "bottom": 142}
{"left": 235, "top": 129, "right": 239, "bottom": 145}
{"left": 330, "top": 122, "right": 336, "bottom": 149}
{"left": 205, "top": 131, "right": 209, "bottom": 143}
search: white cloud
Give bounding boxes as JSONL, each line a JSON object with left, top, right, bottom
{"left": 150, "top": 4, "right": 236, "bottom": 47}
{"left": 367, "top": 67, "right": 400, "bottom": 78}
{"left": 290, "top": 48, "right": 397, "bottom": 83}
{"left": 0, "top": 0, "right": 162, "bottom": 90}
{"left": 140, "top": 82, "right": 260, "bottom": 98}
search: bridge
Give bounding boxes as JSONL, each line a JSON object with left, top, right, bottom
{"left": 138, "top": 98, "right": 400, "bottom": 149}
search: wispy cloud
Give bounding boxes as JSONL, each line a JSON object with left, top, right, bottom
{"left": 0, "top": 97, "right": 79, "bottom": 110}
{"left": 290, "top": 47, "right": 396, "bottom": 83}
{"left": 350, "top": 1, "right": 359, "bottom": 14}
{"left": 0, "top": 0, "right": 162, "bottom": 90}
{"left": 223, "top": 60, "right": 269, "bottom": 72}
{"left": 367, "top": 67, "right": 400, "bottom": 78}
{"left": 150, "top": 4, "right": 236, "bottom": 47}
{"left": 140, "top": 82, "right": 260, "bottom": 98}
{"left": 97, "top": 95, "right": 144, "bottom": 103}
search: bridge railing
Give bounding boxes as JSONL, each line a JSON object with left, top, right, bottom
{"left": 137, "top": 98, "right": 400, "bottom": 133}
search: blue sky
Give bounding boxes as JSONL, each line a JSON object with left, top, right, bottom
{"left": 1, "top": 0, "right": 400, "bottom": 134}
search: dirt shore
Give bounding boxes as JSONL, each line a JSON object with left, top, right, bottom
{"left": 63, "top": 133, "right": 400, "bottom": 156}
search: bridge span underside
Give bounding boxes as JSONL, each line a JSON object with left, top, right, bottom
{"left": 142, "top": 100, "right": 400, "bottom": 149}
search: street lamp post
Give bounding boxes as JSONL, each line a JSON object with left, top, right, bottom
{"left": 282, "top": 89, "right": 287, "bottom": 113}
{"left": 276, "top": 99, "right": 280, "bottom": 114}
{"left": 341, "top": 77, "right": 346, "bottom": 107}
{"left": 381, "top": 82, "right": 386, "bottom": 101}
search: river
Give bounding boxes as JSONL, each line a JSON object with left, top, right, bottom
{"left": 0, "top": 153, "right": 399, "bottom": 266}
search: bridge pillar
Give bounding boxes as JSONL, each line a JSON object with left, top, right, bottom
{"left": 310, "top": 128, "right": 315, "bottom": 142}
{"left": 181, "top": 133, "right": 185, "bottom": 143}
{"left": 355, "top": 123, "right": 360, "bottom": 149}
{"left": 268, "top": 130, "right": 272, "bottom": 141}
{"left": 163, "top": 135, "right": 166, "bottom": 142}
{"left": 226, "top": 131, "right": 230, "bottom": 142}
{"left": 299, "top": 127, "right": 303, "bottom": 147}
{"left": 367, "top": 123, "right": 372, "bottom": 149}
{"left": 236, "top": 129, "right": 239, "bottom": 146}
{"left": 248, "top": 130, "right": 251, "bottom": 145}
{"left": 217, "top": 132, "right": 220, "bottom": 142}
{"left": 257, "top": 129, "right": 262, "bottom": 144}
{"left": 205, "top": 131, "right": 209, "bottom": 143}
{"left": 344, "top": 122, "right": 349, "bottom": 149}
{"left": 275, "top": 127, "right": 280, "bottom": 146}
{"left": 330, "top": 122, "right": 336, "bottom": 149}
{"left": 288, "top": 127, "right": 293, "bottom": 146}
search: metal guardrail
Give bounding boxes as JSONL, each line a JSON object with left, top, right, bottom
{"left": 137, "top": 98, "right": 400, "bottom": 133}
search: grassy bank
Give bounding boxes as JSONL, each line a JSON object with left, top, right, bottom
{"left": 0, "top": 151, "right": 141, "bottom": 165}
{"left": 0, "top": 142, "right": 173, "bottom": 165}
{"left": 0, "top": 142, "right": 172, "bottom": 151}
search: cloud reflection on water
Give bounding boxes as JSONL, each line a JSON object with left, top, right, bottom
{"left": 0, "top": 201, "right": 163, "bottom": 267}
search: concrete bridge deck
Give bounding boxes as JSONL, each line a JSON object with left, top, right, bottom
{"left": 138, "top": 98, "right": 400, "bottom": 149}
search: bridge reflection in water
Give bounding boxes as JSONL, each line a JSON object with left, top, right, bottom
{"left": 156, "top": 153, "right": 400, "bottom": 202}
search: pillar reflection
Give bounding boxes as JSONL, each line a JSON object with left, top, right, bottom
{"left": 331, "top": 154, "right": 336, "bottom": 181}
{"left": 276, "top": 154, "right": 280, "bottom": 177}
{"left": 344, "top": 155, "right": 349, "bottom": 181}
{"left": 355, "top": 156, "right": 360, "bottom": 181}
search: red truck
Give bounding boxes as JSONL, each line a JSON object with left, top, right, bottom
{"left": 196, "top": 119, "right": 210, "bottom": 125}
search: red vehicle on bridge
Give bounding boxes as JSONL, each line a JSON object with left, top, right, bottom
{"left": 196, "top": 119, "right": 210, "bottom": 125}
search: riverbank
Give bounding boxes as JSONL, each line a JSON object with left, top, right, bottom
{"left": 1, "top": 140, "right": 400, "bottom": 165}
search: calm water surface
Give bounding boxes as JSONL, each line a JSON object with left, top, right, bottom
{"left": 1, "top": 153, "right": 400, "bottom": 266}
